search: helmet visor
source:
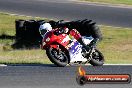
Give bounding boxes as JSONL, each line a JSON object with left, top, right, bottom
{"left": 40, "top": 29, "right": 47, "bottom": 36}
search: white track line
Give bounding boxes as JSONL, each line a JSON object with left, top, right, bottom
{"left": 75, "top": 0, "right": 132, "bottom": 9}
{"left": 99, "top": 25, "right": 132, "bottom": 29}
{"left": 0, "top": 12, "right": 37, "bottom": 18}
{"left": 84, "top": 64, "right": 132, "bottom": 66}
{"left": 0, "top": 64, "right": 7, "bottom": 67}
{"left": 104, "top": 64, "right": 132, "bottom": 66}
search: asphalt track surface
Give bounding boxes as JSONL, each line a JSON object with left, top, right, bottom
{"left": 0, "top": 65, "right": 132, "bottom": 88}
{"left": 0, "top": 0, "right": 132, "bottom": 27}
{"left": 0, "top": 0, "right": 132, "bottom": 88}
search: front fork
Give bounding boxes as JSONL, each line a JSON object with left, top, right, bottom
{"left": 83, "top": 47, "right": 96, "bottom": 62}
{"left": 51, "top": 44, "right": 64, "bottom": 55}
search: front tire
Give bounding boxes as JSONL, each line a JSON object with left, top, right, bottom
{"left": 89, "top": 49, "right": 104, "bottom": 66}
{"left": 46, "top": 47, "right": 69, "bottom": 67}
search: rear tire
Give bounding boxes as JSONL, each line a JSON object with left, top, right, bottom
{"left": 46, "top": 47, "right": 69, "bottom": 67}
{"left": 89, "top": 49, "right": 104, "bottom": 66}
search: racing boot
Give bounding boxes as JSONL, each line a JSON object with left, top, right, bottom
{"left": 77, "top": 38, "right": 90, "bottom": 57}
{"left": 89, "top": 38, "right": 99, "bottom": 48}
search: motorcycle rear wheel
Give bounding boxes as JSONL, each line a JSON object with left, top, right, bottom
{"left": 89, "top": 49, "right": 104, "bottom": 66}
{"left": 46, "top": 47, "right": 69, "bottom": 67}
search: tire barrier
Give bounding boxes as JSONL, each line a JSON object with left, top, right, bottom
{"left": 12, "top": 19, "right": 101, "bottom": 49}
{"left": 12, "top": 19, "right": 44, "bottom": 49}
{"left": 57, "top": 19, "right": 102, "bottom": 40}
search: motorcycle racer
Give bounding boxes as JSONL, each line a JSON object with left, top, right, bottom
{"left": 49, "top": 19, "right": 103, "bottom": 53}
{"left": 39, "top": 22, "right": 92, "bottom": 56}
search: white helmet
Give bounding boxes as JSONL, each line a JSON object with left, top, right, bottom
{"left": 39, "top": 23, "right": 52, "bottom": 37}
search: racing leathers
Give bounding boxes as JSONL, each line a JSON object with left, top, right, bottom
{"left": 49, "top": 19, "right": 103, "bottom": 56}
{"left": 55, "top": 19, "right": 102, "bottom": 48}
{"left": 57, "top": 27, "right": 91, "bottom": 53}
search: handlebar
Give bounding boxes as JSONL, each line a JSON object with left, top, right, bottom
{"left": 54, "top": 28, "right": 65, "bottom": 35}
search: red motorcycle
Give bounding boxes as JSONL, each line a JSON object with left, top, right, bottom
{"left": 41, "top": 28, "right": 104, "bottom": 67}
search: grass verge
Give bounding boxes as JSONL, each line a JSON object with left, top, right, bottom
{"left": 98, "top": 26, "right": 132, "bottom": 64}
{"left": 81, "top": 0, "right": 132, "bottom": 6}
{"left": 0, "top": 12, "right": 52, "bottom": 64}
{"left": 0, "top": 12, "right": 132, "bottom": 64}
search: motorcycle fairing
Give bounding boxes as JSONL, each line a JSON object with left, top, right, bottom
{"left": 68, "top": 40, "right": 87, "bottom": 62}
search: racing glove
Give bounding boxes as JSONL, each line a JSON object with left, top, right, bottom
{"left": 54, "top": 27, "right": 69, "bottom": 35}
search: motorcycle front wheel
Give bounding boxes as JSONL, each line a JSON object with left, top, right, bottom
{"left": 89, "top": 49, "right": 104, "bottom": 66}
{"left": 46, "top": 47, "right": 69, "bottom": 67}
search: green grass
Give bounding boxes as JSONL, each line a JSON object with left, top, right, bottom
{"left": 0, "top": 12, "right": 132, "bottom": 64}
{"left": 0, "top": 49, "right": 51, "bottom": 64}
{"left": 98, "top": 26, "right": 132, "bottom": 64}
{"left": 81, "top": 0, "right": 132, "bottom": 5}
{"left": 0, "top": 12, "right": 52, "bottom": 64}
{"left": 0, "top": 12, "right": 49, "bottom": 36}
